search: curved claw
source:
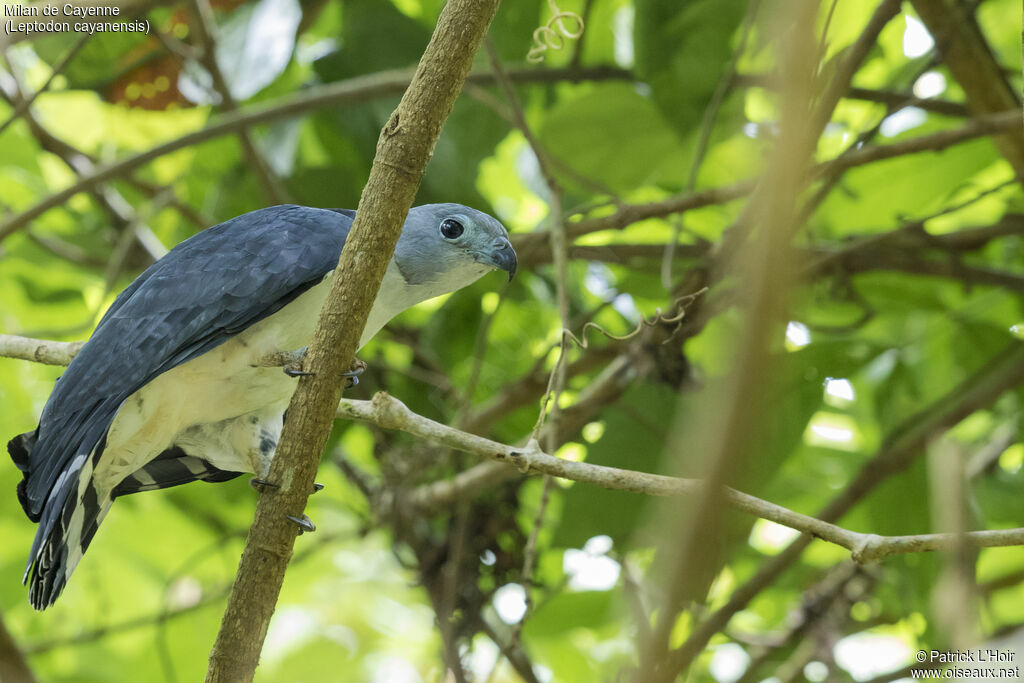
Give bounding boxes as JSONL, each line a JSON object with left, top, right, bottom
{"left": 284, "top": 366, "right": 314, "bottom": 378}
{"left": 286, "top": 514, "right": 316, "bottom": 534}
{"left": 250, "top": 478, "right": 280, "bottom": 491}
{"left": 342, "top": 359, "right": 366, "bottom": 388}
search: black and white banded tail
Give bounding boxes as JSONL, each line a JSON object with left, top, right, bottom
{"left": 10, "top": 431, "right": 241, "bottom": 609}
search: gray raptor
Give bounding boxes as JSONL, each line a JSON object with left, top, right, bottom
{"left": 9, "top": 203, "right": 516, "bottom": 609}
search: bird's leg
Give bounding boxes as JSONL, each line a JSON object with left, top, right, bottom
{"left": 280, "top": 346, "right": 311, "bottom": 376}
{"left": 282, "top": 347, "right": 313, "bottom": 377}
{"left": 287, "top": 514, "right": 316, "bottom": 534}
{"left": 256, "top": 347, "right": 310, "bottom": 376}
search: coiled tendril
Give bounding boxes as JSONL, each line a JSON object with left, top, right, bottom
{"left": 527, "top": 0, "right": 585, "bottom": 64}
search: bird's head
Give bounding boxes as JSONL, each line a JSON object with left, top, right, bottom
{"left": 395, "top": 204, "right": 517, "bottom": 290}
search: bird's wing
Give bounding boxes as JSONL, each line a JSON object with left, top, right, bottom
{"left": 14, "top": 205, "right": 353, "bottom": 521}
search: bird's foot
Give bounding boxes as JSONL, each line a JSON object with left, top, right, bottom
{"left": 287, "top": 514, "right": 316, "bottom": 534}
{"left": 283, "top": 358, "right": 366, "bottom": 387}
{"left": 250, "top": 477, "right": 280, "bottom": 491}
{"left": 343, "top": 359, "right": 367, "bottom": 388}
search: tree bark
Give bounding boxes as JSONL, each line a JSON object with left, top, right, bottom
{"left": 203, "top": 1, "right": 502, "bottom": 680}
{"left": 0, "top": 610, "right": 36, "bottom": 683}
{"left": 909, "top": 0, "right": 1024, "bottom": 177}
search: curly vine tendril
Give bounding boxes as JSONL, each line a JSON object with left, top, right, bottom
{"left": 527, "top": 0, "right": 585, "bottom": 64}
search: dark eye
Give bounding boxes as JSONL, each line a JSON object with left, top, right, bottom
{"left": 440, "top": 218, "right": 464, "bottom": 239}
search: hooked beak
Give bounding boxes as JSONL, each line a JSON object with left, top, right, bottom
{"left": 489, "top": 239, "right": 517, "bottom": 282}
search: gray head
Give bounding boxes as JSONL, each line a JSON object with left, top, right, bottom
{"left": 395, "top": 203, "right": 517, "bottom": 291}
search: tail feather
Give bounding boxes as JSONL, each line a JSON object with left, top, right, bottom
{"left": 20, "top": 430, "right": 111, "bottom": 611}
{"left": 8, "top": 429, "right": 36, "bottom": 471}
{"left": 15, "top": 410, "right": 252, "bottom": 609}
{"left": 112, "top": 446, "right": 242, "bottom": 496}
{"left": 27, "top": 470, "right": 112, "bottom": 610}
{"left": 22, "top": 442, "right": 239, "bottom": 609}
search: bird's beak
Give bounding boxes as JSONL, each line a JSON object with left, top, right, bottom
{"left": 489, "top": 239, "right": 517, "bottom": 282}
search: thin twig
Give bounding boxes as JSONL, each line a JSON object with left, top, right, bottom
{"left": 736, "top": 73, "right": 971, "bottom": 117}
{"left": 336, "top": 392, "right": 1024, "bottom": 563}
{"left": 514, "top": 108, "right": 1023, "bottom": 253}
{"left": 0, "top": 32, "right": 91, "bottom": 138}
{"left": 808, "top": 0, "right": 902, "bottom": 140}
{"left": 484, "top": 39, "right": 568, "bottom": 647}
{"left": 663, "top": 0, "right": 762, "bottom": 288}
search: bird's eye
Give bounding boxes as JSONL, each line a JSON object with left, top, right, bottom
{"left": 440, "top": 218, "right": 464, "bottom": 239}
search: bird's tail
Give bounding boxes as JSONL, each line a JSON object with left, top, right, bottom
{"left": 26, "top": 473, "right": 113, "bottom": 610}
{"left": 16, "top": 432, "right": 114, "bottom": 611}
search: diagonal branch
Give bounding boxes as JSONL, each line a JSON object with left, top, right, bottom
{"left": 2, "top": 82, "right": 1015, "bottom": 249}
{"left": 0, "top": 33, "right": 91, "bottom": 138}
{"left": 204, "top": 1, "right": 502, "bottom": 680}
{"left": 808, "top": 0, "right": 902, "bottom": 141}
{"left": 0, "top": 57, "right": 167, "bottom": 261}
{"left": 186, "top": 0, "right": 289, "bottom": 204}
{"left": 0, "top": 60, "right": 205, "bottom": 249}
{"left": 665, "top": 340, "right": 1024, "bottom": 675}
{"left": 9, "top": 338, "right": 1024, "bottom": 608}
{"left": 515, "top": 108, "right": 1022, "bottom": 253}
{"left": 339, "top": 392, "right": 1024, "bottom": 561}
{"left": 909, "top": 0, "right": 1024, "bottom": 177}
{"left": 0, "top": 64, "right": 628, "bottom": 243}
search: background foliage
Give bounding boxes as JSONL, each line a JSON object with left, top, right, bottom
{"left": 2, "top": 0, "right": 1024, "bottom": 681}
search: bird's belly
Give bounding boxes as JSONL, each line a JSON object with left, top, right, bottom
{"left": 100, "top": 365, "right": 295, "bottom": 486}
{"left": 98, "top": 264, "right": 410, "bottom": 488}
{"left": 99, "top": 278, "right": 335, "bottom": 485}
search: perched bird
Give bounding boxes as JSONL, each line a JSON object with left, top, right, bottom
{"left": 9, "top": 203, "right": 516, "bottom": 609}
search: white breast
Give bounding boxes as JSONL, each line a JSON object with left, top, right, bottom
{"left": 94, "top": 258, "right": 486, "bottom": 492}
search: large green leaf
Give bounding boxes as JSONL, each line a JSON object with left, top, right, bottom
{"left": 538, "top": 82, "right": 688, "bottom": 194}
{"left": 552, "top": 382, "right": 677, "bottom": 548}
{"left": 634, "top": 0, "right": 748, "bottom": 136}
{"left": 179, "top": 0, "right": 302, "bottom": 103}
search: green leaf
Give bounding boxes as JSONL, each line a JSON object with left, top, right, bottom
{"left": 553, "top": 382, "right": 677, "bottom": 548}
{"left": 538, "top": 83, "right": 687, "bottom": 194}
{"left": 179, "top": 0, "right": 302, "bottom": 103}
{"left": 525, "top": 589, "right": 615, "bottom": 638}
{"left": 634, "top": 0, "right": 747, "bottom": 136}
